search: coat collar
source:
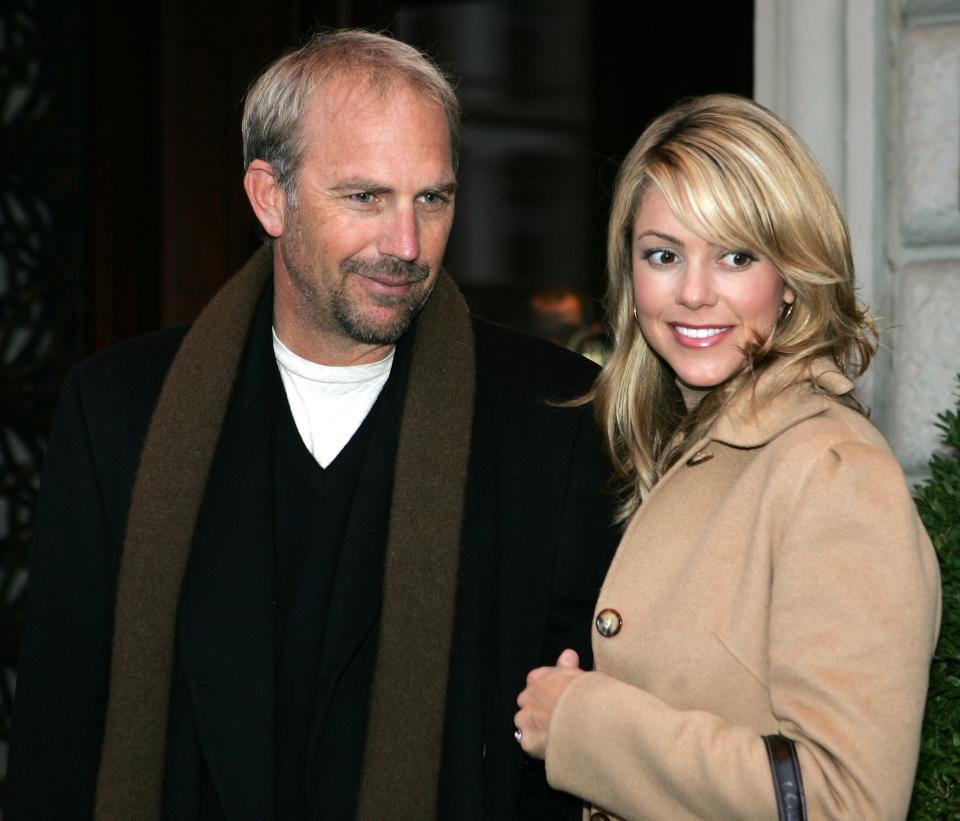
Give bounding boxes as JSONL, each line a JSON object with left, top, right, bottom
{"left": 708, "top": 357, "right": 854, "bottom": 449}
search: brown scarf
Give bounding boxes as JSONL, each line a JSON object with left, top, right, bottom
{"left": 95, "top": 246, "right": 476, "bottom": 820}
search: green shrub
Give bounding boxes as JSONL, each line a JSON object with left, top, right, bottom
{"left": 909, "top": 375, "right": 960, "bottom": 819}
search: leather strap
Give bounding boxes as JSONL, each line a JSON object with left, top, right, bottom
{"left": 763, "top": 734, "right": 807, "bottom": 821}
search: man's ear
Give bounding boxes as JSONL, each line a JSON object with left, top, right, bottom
{"left": 243, "top": 160, "right": 287, "bottom": 238}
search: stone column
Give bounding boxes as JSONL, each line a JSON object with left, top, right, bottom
{"left": 891, "top": 0, "right": 960, "bottom": 476}
{"left": 754, "top": 0, "right": 960, "bottom": 477}
{"left": 755, "top": 0, "right": 889, "bottom": 416}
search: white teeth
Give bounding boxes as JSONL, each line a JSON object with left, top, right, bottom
{"left": 674, "top": 326, "right": 728, "bottom": 339}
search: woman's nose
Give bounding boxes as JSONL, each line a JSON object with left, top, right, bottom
{"left": 676, "top": 261, "right": 717, "bottom": 309}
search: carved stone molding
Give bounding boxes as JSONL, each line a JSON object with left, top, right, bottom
{"left": 899, "top": 22, "right": 960, "bottom": 245}
{"left": 903, "top": 0, "right": 960, "bottom": 27}
{"left": 890, "top": 262, "right": 960, "bottom": 471}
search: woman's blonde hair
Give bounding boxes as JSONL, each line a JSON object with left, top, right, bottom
{"left": 594, "top": 94, "right": 878, "bottom": 521}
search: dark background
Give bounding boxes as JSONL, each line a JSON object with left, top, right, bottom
{"left": 0, "top": 0, "right": 752, "bottom": 793}
{"left": 82, "top": 0, "right": 753, "bottom": 347}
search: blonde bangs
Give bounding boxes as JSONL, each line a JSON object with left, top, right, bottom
{"left": 643, "top": 124, "right": 837, "bottom": 280}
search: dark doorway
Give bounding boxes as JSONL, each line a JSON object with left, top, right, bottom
{"left": 81, "top": 0, "right": 755, "bottom": 349}
{"left": 389, "top": 2, "right": 755, "bottom": 347}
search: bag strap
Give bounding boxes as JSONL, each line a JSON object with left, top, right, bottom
{"left": 763, "top": 734, "right": 807, "bottom": 821}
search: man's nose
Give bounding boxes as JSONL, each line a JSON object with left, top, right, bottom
{"left": 677, "top": 261, "right": 717, "bottom": 309}
{"left": 378, "top": 207, "right": 420, "bottom": 261}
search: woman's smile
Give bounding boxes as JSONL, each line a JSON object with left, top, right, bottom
{"left": 632, "top": 188, "right": 793, "bottom": 387}
{"left": 669, "top": 323, "right": 733, "bottom": 347}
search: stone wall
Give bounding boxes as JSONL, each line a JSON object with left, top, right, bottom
{"left": 755, "top": 0, "right": 960, "bottom": 479}
{"left": 891, "top": 3, "right": 960, "bottom": 475}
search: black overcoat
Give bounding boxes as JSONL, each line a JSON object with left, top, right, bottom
{"left": 7, "top": 268, "right": 619, "bottom": 820}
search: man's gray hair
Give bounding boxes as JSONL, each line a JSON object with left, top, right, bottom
{"left": 242, "top": 29, "right": 461, "bottom": 199}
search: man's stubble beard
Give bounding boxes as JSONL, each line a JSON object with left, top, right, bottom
{"left": 280, "top": 214, "right": 436, "bottom": 346}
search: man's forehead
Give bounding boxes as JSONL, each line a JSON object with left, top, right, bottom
{"left": 309, "top": 71, "right": 438, "bottom": 127}
{"left": 297, "top": 73, "right": 454, "bottom": 178}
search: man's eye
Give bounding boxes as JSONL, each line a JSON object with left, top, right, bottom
{"left": 418, "top": 191, "right": 446, "bottom": 205}
{"left": 350, "top": 192, "right": 373, "bottom": 203}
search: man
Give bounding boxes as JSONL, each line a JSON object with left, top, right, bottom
{"left": 7, "top": 30, "right": 618, "bottom": 821}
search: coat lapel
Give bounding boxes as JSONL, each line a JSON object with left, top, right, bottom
{"left": 176, "top": 285, "right": 276, "bottom": 821}
{"left": 96, "top": 247, "right": 273, "bottom": 821}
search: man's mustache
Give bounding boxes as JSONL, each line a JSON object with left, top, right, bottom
{"left": 341, "top": 257, "right": 430, "bottom": 283}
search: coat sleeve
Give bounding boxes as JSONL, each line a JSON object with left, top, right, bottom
{"left": 517, "top": 404, "right": 622, "bottom": 819}
{"left": 5, "top": 368, "right": 121, "bottom": 821}
{"left": 541, "top": 405, "right": 621, "bottom": 669}
{"left": 544, "top": 439, "right": 941, "bottom": 820}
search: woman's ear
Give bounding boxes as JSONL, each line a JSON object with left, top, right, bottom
{"left": 243, "top": 160, "right": 287, "bottom": 238}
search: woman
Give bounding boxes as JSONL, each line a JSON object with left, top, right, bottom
{"left": 514, "top": 95, "right": 941, "bottom": 820}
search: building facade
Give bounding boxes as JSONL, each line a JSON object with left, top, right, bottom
{"left": 756, "top": 0, "right": 960, "bottom": 480}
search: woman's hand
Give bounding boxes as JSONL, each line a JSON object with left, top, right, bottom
{"left": 514, "top": 648, "right": 585, "bottom": 760}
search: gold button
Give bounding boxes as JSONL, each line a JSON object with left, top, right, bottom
{"left": 595, "top": 608, "right": 622, "bottom": 638}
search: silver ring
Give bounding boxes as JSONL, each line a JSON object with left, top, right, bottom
{"left": 514, "top": 729, "right": 522, "bottom": 744}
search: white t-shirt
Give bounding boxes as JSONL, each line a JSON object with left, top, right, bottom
{"left": 272, "top": 329, "right": 394, "bottom": 468}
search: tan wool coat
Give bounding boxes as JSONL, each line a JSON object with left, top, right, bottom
{"left": 545, "top": 360, "right": 941, "bottom": 821}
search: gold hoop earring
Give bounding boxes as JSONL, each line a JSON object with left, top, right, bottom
{"left": 778, "top": 301, "right": 794, "bottom": 323}
{"left": 633, "top": 306, "right": 640, "bottom": 325}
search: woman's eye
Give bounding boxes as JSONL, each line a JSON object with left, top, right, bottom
{"left": 723, "top": 250, "right": 756, "bottom": 267}
{"left": 644, "top": 249, "right": 677, "bottom": 265}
